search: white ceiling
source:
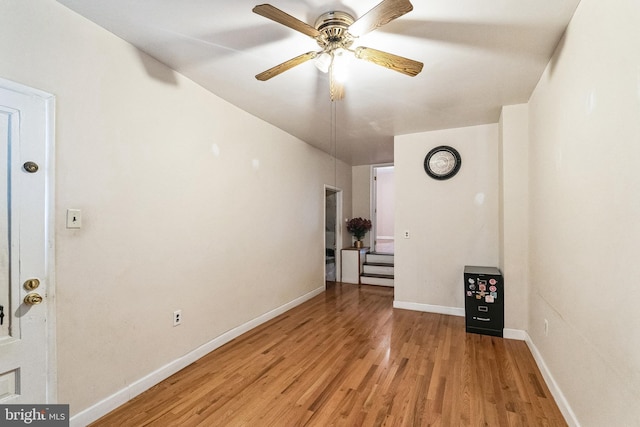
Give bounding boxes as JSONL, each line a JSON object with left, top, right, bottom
{"left": 56, "top": 0, "right": 580, "bottom": 165}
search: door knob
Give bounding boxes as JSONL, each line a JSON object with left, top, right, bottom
{"left": 24, "top": 278, "right": 40, "bottom": 290}
{"left": 24, "top": 293, "right": 43, "bottom": 306}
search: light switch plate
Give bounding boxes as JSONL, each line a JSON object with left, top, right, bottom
{"left": 66, "top": 209, "right": 82, "bottom": 229}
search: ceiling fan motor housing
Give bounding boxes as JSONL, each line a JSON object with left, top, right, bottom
{"left": 315, "top": 11, "right": 355, "bottom": 50}
{"left": 252, "top": 1, "right": 424, "bottom": 95}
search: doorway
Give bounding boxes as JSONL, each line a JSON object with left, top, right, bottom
{"left": 372, "top": 165, "right": 395, "bottom": 254}
{"left": 324, "top": 186, "right": 342, "bottom": 283}
{"left": 0, "top": 79, "right": 55, "bottom": 403}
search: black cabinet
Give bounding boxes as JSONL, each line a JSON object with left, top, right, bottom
{"left": 464, "top": 266, "right": 504, "bottom": 337}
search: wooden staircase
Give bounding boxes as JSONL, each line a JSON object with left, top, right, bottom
{"left": 360, "top": 252, "right": 394, "bottom": 287}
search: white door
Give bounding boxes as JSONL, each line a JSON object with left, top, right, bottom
{"left": 0, "top": 81, "right": 55, "bottom": 404}
{"left": 372, "top": 166, "right": 395, "bottom": 254}
{"left": 324, "top": 185, "right": 342, "bottom": 283}
{"left": 324, "top": 189, "right": 337, "bottom": 281}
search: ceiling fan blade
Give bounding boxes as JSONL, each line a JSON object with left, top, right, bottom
{"left": 348, "top": 0, "right": 414, "bottom": 37}
{"left": 330, "top": 67, "right": 345, "bottom": 101}
{"left": 354, "top": 46, "right": 423, "bottom": 77}
{"left": 255, "top": 51, "right": 318, "bottom": 81}
{"left": 253, "top": 4, "right": 320, "bottom": 39}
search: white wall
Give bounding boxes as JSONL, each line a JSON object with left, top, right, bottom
{"left": 394, "top": 125, "right": 499, "bottom": 311}
{"left": 351, "top": 165, "right": 372, "bottom": 246}
{"left": 499, "top": 104, "right": 529, "bottom": 331}
{"left": 0, "top": 0, "right": 351, "bottom": 417}
{"left": 375, "top": 167, "right": 395, "bottom": 240}
{"left": 528, "top": 0, "right": 640, "bottom": 424}
{"left": 351, "top": 165, "right": 371, "bottom": 219}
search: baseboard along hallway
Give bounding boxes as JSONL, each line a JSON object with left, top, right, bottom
{"left": 90, "top": 282, "right": 566, "bottom": 426}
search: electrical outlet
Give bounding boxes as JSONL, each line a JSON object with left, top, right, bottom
{"left": 403, "top": 230, "right": 410, "bottom": 239}
{"left": 544, "top": 319, "right": 549, "bottom": 336}
{"left": 173, "top": 310, "right": 182, "bottom": 327}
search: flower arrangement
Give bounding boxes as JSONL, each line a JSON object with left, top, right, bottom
{"left": 346, "top": 217, "right": 372, "bottom": 241}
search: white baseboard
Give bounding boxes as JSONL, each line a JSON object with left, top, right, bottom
{"left": 524, "top": 334, "right": 580, "bottom": 427}
{"left": 393, "top": 300, "right": 465, "bottom": 317}
{"left": 70, "top": 286, "right": 325, "bottom": 427}
{"left": 393, "top": 301, "right": 529, "bottom": 341}
{"left": 393, "top": 301, "right": 577, "bottom": 425}
{"left": 503, "top": 328, "right": 527, "bottom": 340}
{"left": 72, "top": 290, "right": 578, "bottom": 427}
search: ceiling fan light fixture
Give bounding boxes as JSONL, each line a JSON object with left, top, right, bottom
{"left": 253, "top": 1, "right": 423, "bottom": 99}
{"left": 332, "top": 49, "right": 349, "bottom": 83}
{"left": 314, "top": 52, "right": 332, "bottom": 73}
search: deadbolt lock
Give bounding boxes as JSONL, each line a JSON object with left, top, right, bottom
{"left": 24, "top": 293, "right": 43, "bottom": 306}
{"left": 23, "top": 161, "right": 39, "bottom": 173}
{"left": 24, "top": 278, "right": 41, "bottom": 291}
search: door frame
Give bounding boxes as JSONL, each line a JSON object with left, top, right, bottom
{"left": 0, "top": 77, "right": 57, "bottom": 402}
{"left": 371, "top": 163, "right": 394, "bottom": 253}
{"left": 324, "top": 185, "right": 343, "bottom": 283}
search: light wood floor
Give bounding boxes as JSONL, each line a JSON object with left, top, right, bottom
{"left": 91, "top": 282, "right": 567, "bottom": 426}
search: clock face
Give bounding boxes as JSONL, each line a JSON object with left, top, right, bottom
{"left": 424, "top": 146, "right": 461, "bottom": 180}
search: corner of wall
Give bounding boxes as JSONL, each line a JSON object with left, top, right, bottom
{"left": 498, "top": 104, "right": 530, "bottom": 332}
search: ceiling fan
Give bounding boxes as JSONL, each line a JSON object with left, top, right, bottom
{"left": 253, "top": 0, "right": 424, "bottom": 101}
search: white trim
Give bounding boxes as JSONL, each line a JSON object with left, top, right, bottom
{"left": 324, "top": 184, "right": 343, "bottom": 282}
{"left": 393, "top": 301, "right": 529, "bottom": 342}
{"left": 43, "top": 93, "right": 57, "bottom": 404}
{"left": 71, "top": 287, "right": 578, "bottom": 427}
{"left": 371, "top": 163, "right": 393, "bottom": 252}
{"left": 524, "top": 334, "right": 580, "bottom": 427}
{"left": 503, "top": 328, "right": 527, "bottom": 340}
{"left": 70, "top": 285, "right": 325, "bottom": 427}
{"left": 393, "top": 300, "right": 465, "bottom": 317}
{"left": 0, "top": 78, "right": 57, "bottom": 403}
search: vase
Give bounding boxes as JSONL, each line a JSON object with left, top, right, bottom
{"left": 354, "top": 240, "right": 363, "bottom": 249}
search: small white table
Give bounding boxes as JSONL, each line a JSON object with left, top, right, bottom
{"left": 341, "top": 247, "right": 369, "bottom": 284}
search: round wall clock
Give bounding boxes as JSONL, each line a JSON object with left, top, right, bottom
{"left": 424, "top": 145, "right": 462, "bottom": 180}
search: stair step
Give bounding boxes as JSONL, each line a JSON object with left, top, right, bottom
{"left": 363, "top": 264, "right": 394, "bottom": 275}
{"left": 366, "top": 253, "right": 394, "bottom": 264}
{"left": 360, "top": 274, "right": 394, "bottom": 287}
{"left": 362, "top": 273, "right": 394, "bottom": 279}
